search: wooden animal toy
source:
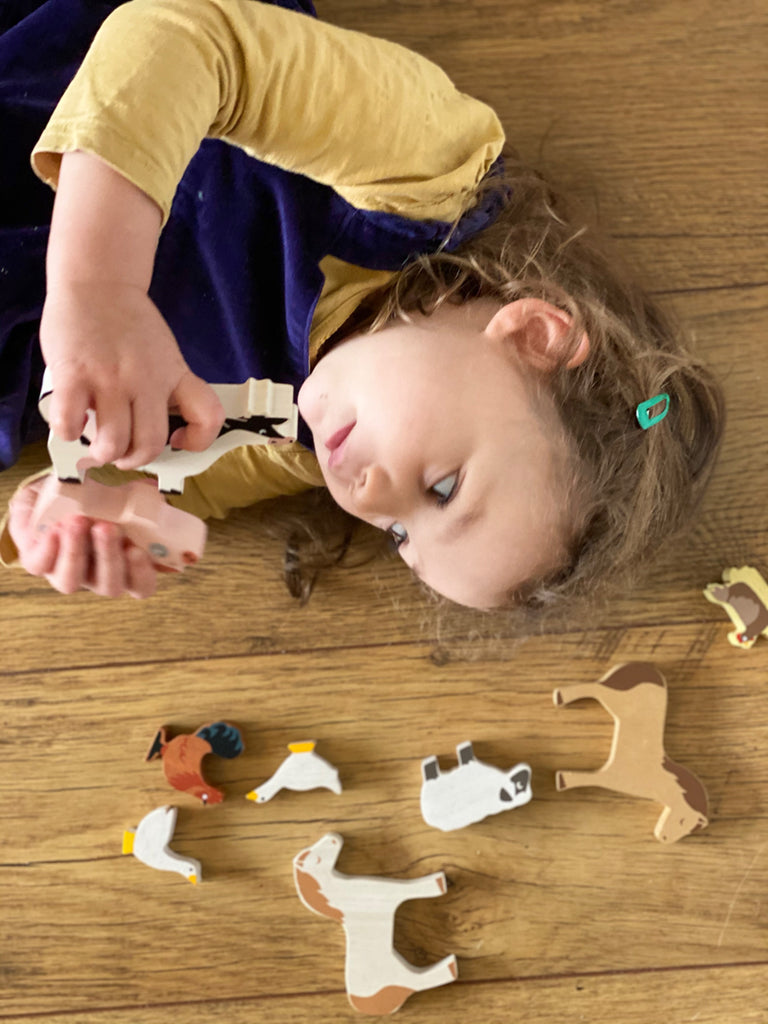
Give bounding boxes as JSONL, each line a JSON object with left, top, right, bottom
{"left": 420, "top": 741, "right": 532, "bottom": 831}
{"left": 704, "top": 565, "right": 768, "bottom": 648}
{"left": 147, "top": 721, "right": 244, "bottom": 805}
{"left": 245, "top": 740, "right": 342, "bottom": 803}
{"left": 293, "top": 832, "right": 458, "bottom": 1015}
{"left": 34, "top": 372, "right": 297, "bottom": 568}
{"left": 122, "top": 805, "right": 201, "bottom": 884}
{"left": 553, "top": 662, "right": 709, "bottom": 843}
{"left": 30, "top": 474, "right": 206, "bottom": 573}
{"left": 39, "top": 370, "right": 297, "bottom": 493}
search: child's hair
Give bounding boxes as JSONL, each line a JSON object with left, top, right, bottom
{"left": 281, "top": 149, "right": 725, "bottom": 618}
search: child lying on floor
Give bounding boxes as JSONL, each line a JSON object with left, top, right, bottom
{"left": 0, "top": 0, "right": 723, "bottom": 611}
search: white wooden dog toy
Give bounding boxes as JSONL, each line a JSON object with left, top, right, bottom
{"left": 122, "top": 805, "right": 201, "bottom": 884}
{"left": 420, "top": 741, "right": 532, "bottom": 831}
{"left": 245, "top": 741, "right": 341, "bottom": 803}
{"left": 553, "top": 662, "right": 709, "bottom": 843}
{"left": 293, "top": 832, "right": 457, "bottom": 1015}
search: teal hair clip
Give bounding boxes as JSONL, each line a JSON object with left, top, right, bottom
{"left": 636, "top": 393, "right": 670, "bottom": 430}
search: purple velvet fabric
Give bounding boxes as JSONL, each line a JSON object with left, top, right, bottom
{"left": 0, "top": 0, "right": 504, "bottom": 467}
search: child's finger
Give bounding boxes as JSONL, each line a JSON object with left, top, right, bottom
{"left": 8, "top": 480, "right": 45, "bottom": 539}
{"left": 44, "top": 516, "right": 93, "bottom": 595}
{"left": 88, "top": 521, "right": 129, "bottom": 597}
{"left": 16, "top": 522, "right": 61, "bottom": 578}
{"left": 169, "top": 374, "right": 225, "bottom": 451}
{"left": 124, "top": 544, "right": 158, "bottom": 599}
{"left": 113, "top": 393, "right": 172, "bottom": 470}
{"left": 46, "top": 372, "right": 90, "bottom": 441}
{"left": 86, "top": 391, "right": 133, "bottom": 467}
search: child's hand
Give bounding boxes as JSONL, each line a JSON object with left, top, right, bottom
{"left": 40, "top": 282, "right": 225, "bottom": 472}
{"left": 40, "top": 151, "right": 225, "bottom": 473}
{"left": 8, "top": 478, "right": 158, "bottom": 598}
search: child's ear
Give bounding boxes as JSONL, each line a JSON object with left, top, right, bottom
{"left": 484, "top": 299, "right": 589, "bottom": 371}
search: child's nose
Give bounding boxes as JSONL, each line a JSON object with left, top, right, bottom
{"left": 353, "top": 464, "right": 396, "bottom": 516}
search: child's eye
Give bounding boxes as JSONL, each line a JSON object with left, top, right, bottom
{"left": 387, "top": 522, "right": 408, "bottom": 548}
{"left": 430, "top": 472, "right": 458, "bottom": 506}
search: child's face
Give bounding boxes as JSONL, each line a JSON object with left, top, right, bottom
{"left": 298, "top": 301, "right": 569, "bottom": 609}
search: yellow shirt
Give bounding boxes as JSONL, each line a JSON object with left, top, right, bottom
{"left": 1, "top": 0, "right": 504, "bottom": 562}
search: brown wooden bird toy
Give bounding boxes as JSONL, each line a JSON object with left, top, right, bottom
{"left": 146, "top": 722, "right": 244, "bottom": 804}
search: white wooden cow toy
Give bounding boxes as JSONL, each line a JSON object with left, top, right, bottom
{"left": 245, "top": 741, "right": 342, "bottom": 803}
{"left": 420, "top": 741, "right": 532, "bottom": 832}
{"left": 32, "top": 372, "right": 297, "bottom": 570}
{"left": 39, "top": 371, "right": 298, "bottom": 493}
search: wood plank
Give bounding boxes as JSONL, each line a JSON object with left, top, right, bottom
{"left": 324, "top": 0, "right": 768, "bottom": 235}
{"left": 1, "top": 627, "right": 766, "bottom": 1015}
{"left": 2, "top": 966, "right": 766, "bottom": 1024}
{"left": 0, "top": 0, "right": 765, "bottom": 1020}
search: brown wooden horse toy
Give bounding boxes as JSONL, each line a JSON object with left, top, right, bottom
{"left": 553, "top": 662, "right": 709, "bottom": 843}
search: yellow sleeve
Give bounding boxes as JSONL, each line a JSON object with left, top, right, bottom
{"left": 163, "top": 441, "right": 324, "bottom": 519}
{"left": 32, "top": 0, "right": 504, "bottom": 225}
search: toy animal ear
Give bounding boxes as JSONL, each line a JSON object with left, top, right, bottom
{"left": 484, "top": 299, "right": 589, "bottom": 372}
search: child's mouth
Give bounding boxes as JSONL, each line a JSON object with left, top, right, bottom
{"left": 325, "top": 421, "right": 355, "bottom": 468}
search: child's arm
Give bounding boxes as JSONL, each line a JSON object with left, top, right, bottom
{"left": 14, "top": 0, "right": 504, "bottom": 597}
{"left": 33, "top": 0, "right": 504, "bottom": 228}
{"left": 42, "top": 151, "right": 225, "bottom": 471}
{"left": 12, "top": 150, "right": 225, "bottom": 598}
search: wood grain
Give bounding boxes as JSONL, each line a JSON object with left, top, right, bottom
{"left": 1, "top": 0, "right": 765, "bottom": 1021}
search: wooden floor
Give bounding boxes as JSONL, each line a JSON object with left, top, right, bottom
{"left": 2, "top": 1, "right": 766, "bottom": 1021}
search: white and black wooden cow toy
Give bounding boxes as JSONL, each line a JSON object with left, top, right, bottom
{"left": 420, "top": 741, "right": 532, "bottom": 832}
{"left": 39, "top": 370, "right": 298, "bottom": 493}
{"left": 31, "top": 373, "right": 298, "bottom": 571}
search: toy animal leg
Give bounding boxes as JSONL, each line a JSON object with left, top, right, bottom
{"left": 369, "top": 871, "right": 448, "bottom": 915}
{"left": 457, "top": 741, "right": 475, "bottom": 764}
{"left": 555, "top": 768, "right": 607, "bottom": 791}
{"left": 400, "top": 871, "right": 448, "bottom": 902}
{"left": 347, "top": 955, "right": 457, "bottom": 1015}
{"left": 553, "top": 683, "right": 601, "bottom": 707}
{"left": 413, "top": 954, "right": 459, "bottom": 991}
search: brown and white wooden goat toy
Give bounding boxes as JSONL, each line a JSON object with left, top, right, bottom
{"left": 704, "top": 565, "right": 768, "bottom": 649}
{"left": 553, "top": 662, "right": 709, "bottom": 843}
{"left": 293, "top": 832, "right": 457, "bottom": 1015}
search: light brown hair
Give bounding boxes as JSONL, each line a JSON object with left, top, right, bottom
{"left": 281, "top": 151, "right": 725, "bottom": 619}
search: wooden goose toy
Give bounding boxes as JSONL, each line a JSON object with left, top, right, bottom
{"left": 245, "top": 740, "right": 341, "bottom": 803}
{"left": 122, "top": 805, "right": 201, "bottom": 884}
